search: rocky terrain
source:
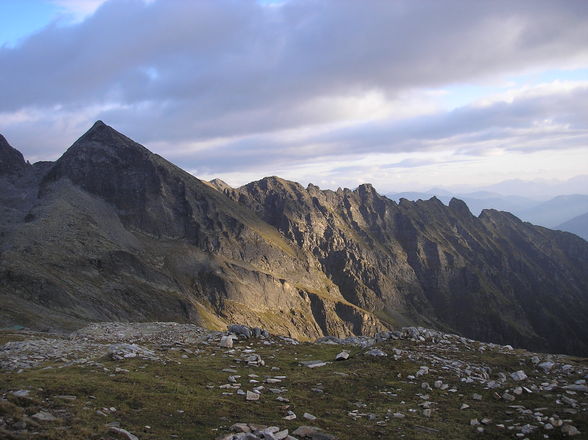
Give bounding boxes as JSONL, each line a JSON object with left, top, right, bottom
{"left": 1, "top": 121, "right": 588, "bottom": 356}
{"left": 1, "top": 323, "right": 587, "bottom": 439}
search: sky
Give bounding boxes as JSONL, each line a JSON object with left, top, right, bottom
{"left": 1, "top": 0, "right": 587, "bottom": 195}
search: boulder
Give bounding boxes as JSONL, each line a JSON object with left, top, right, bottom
{"left": 229, "top": 325, "right": 252, "bottom": 339}
{"left": 220, "top": 336, "right": 234, "bottom": 348}
{"left": 510, "top": 370, "right": 527, "bottom": 381}
{"left": 108, "top": 427, "right": 139, "bottom": 440}
{"left": 335, "top": 351, "right": 349, "bottom": 361}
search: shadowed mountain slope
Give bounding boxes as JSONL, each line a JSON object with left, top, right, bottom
{"left": 0, "top": 122, "right": 381, "bottom": 340}
{"left": 1, "top": 122, "right": 588, "bottom": 355}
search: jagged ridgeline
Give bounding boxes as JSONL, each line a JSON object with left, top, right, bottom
{"left": 1, "top": 122, "right": 587, "bottom": 355}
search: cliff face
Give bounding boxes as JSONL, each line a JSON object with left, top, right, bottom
{"left": 0, "top": 134, "right": 28, "bottom": 176}
{"left": 227, "top": 178, "right": 588, "bottom": 355}
{"left": 1, "top": 122, "right": 588, "bottom": 354}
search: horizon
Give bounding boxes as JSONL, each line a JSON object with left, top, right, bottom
{"left": 1, "top": 0, "right": 587, "bottom": 195}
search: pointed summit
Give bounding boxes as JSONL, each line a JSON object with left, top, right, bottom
{"left": 44, "top": 120, "right": 153, "bottom": 196}
{"left": 91, "top": 119, "right": 106, "bottom": 129}
{"left": 0, "top": 133, "right": 28, "bottom": 175}
{"left": 73, "top": 120, "right": 145, "bottom": 153}
{"left": 448, "top": 197, "right": 473, "bottom": 218}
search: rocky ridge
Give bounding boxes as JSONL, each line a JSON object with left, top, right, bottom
{"left": 221, "top": 176, "right": 588, "bottom": 355}
{"left": 1, "top": 122, "right": 588, "bottom": 355}
{"left": 0, "top": 122, "right": 382, "bottom": 342}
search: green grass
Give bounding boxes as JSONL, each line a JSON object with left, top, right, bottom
{"left": 1, "top": 336, "right": 587, "bottom": 440}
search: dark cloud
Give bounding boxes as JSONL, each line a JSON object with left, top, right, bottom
{"left": 0, "top": 0, "right": 587, "bottom": 179}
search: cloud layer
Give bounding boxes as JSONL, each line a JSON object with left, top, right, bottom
{"left": 1, "top": 0, "right": 587, "bottom": 191}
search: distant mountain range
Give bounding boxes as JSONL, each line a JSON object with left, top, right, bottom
{"left": 387, "top": 191, "right": 588, "bottom": 240}
{"left": 557, "top": 212, "right": 588, "bottom": 241}
{"left": 1, "top": 122, "right": 588, "bottom": 355}
{"left": 440, "top": 175, "right": 588, "bottom": 200}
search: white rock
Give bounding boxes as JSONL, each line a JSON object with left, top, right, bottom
{"left": 274, "top": 430, "right": 289, "bottom": 440}
{"left": 303, "top": 412, "right": 317, "bottom": 420}
{"left": 246, "top": 391, "right": 260, "bottom": 401}
{"left": 220, "top": 336, "right": 233, "bottom": 348}
{"left": 108, "top": 427, "right": 139, "bottom": 440}
{"left": 510, "top": 370, "right": 527, "bottom": 381}
{"left": 283, "top": 411, "right": 296, "bottom": 420}
{"left": 300, "top": 360, "right": 327, "bottom": 368}
{"left": 365, "top": 349, "right": 387, "bottom": 357}
{"left": 32, "top": 411, "right": 58, "bottom": 422}
{"left": 335, "top": 351, "right": 349, "bottom": 361}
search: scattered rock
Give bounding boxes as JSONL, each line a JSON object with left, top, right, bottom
{"left": 11, "top": 390, "right": 31, "bottom": 398}
{"left": 303, "top": 412, "right": 317, "bottom": 421}
{"left": 300, "top": 360, "right": 327, "bottom": 368}
{"left": 335, "top": 351, "right": 349, "bottom": 361}
{"left": 502, "top": 392, "right": 515, "bottom": 402}
{"left": 365, "top": 349, "right": 387, "bottom": 357}
{"left": 108, "top": 343, "right": 157, "bottom": 361}
{"left": 283, "top": 410, "right": 296, "bottom": 420}
{"left": 220, "top": 336, "right": 234, "bottom": 348}
{"left": 563, "top": 384, "right": 588, "bottom": 392}
{"left": 292, "top": 425, "right": 336, "bottom": 439}
{"left": 561, "top": 424, "right": 581, "bottom": 436}
{"left": 230, "top": 423, "right": 251, "bottom": 433}
{"left": 108, "top": 427, "right": 139, "bottom": 440}
{"left": 31, "top": 411, "right": 58, "bottom": 422}
{"left": 228, "top": 325, "right": 252, "bottom": 339}
{"left": 246, "top": 391, "right": 260, "bottom": 401}
{"left": 510, "top": 370, "right": 528, "bottom": 381}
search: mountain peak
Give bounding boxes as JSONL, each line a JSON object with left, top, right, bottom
{"left": 448, "top": 197, "right": 473, "bottom": 217}
{"left": 91, "top": 119, "right": 106, "bottom": 129}
{"left": 208, "top": 178, "right": 233, "bottom": 193}
{"left": 74, "top": 120, "right": 137, "bottom": 148}
{"left": 356, "top": 183, "right": 378, "bottom": 198}
{"left": 43, "top": 121, "right": 153, "bottom": 197}
{"left": 0, "top": 133, "right": 28, "bottom": 175}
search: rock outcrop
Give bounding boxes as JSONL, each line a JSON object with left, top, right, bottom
{"left": 0, "top": 133, "right": 28, "bottom": 176}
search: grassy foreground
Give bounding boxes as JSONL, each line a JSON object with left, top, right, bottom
{"left": 1, "top": 331, "right": 587, "bottom": 439}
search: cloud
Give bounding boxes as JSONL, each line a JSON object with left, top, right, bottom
{"left": 49, "top": 0, "right": 111, "bottom": 21}
{"left": 315, "top": 82, "right": 588, "bottom": 155}
{"left": 165, "top": 82, "right": 588, "bottom": 176}
{"left": 2, "top": 1, "right": 588, "bottom": 121}
{"left": 0, "top": 0, "right": 587, "bottom": 189}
